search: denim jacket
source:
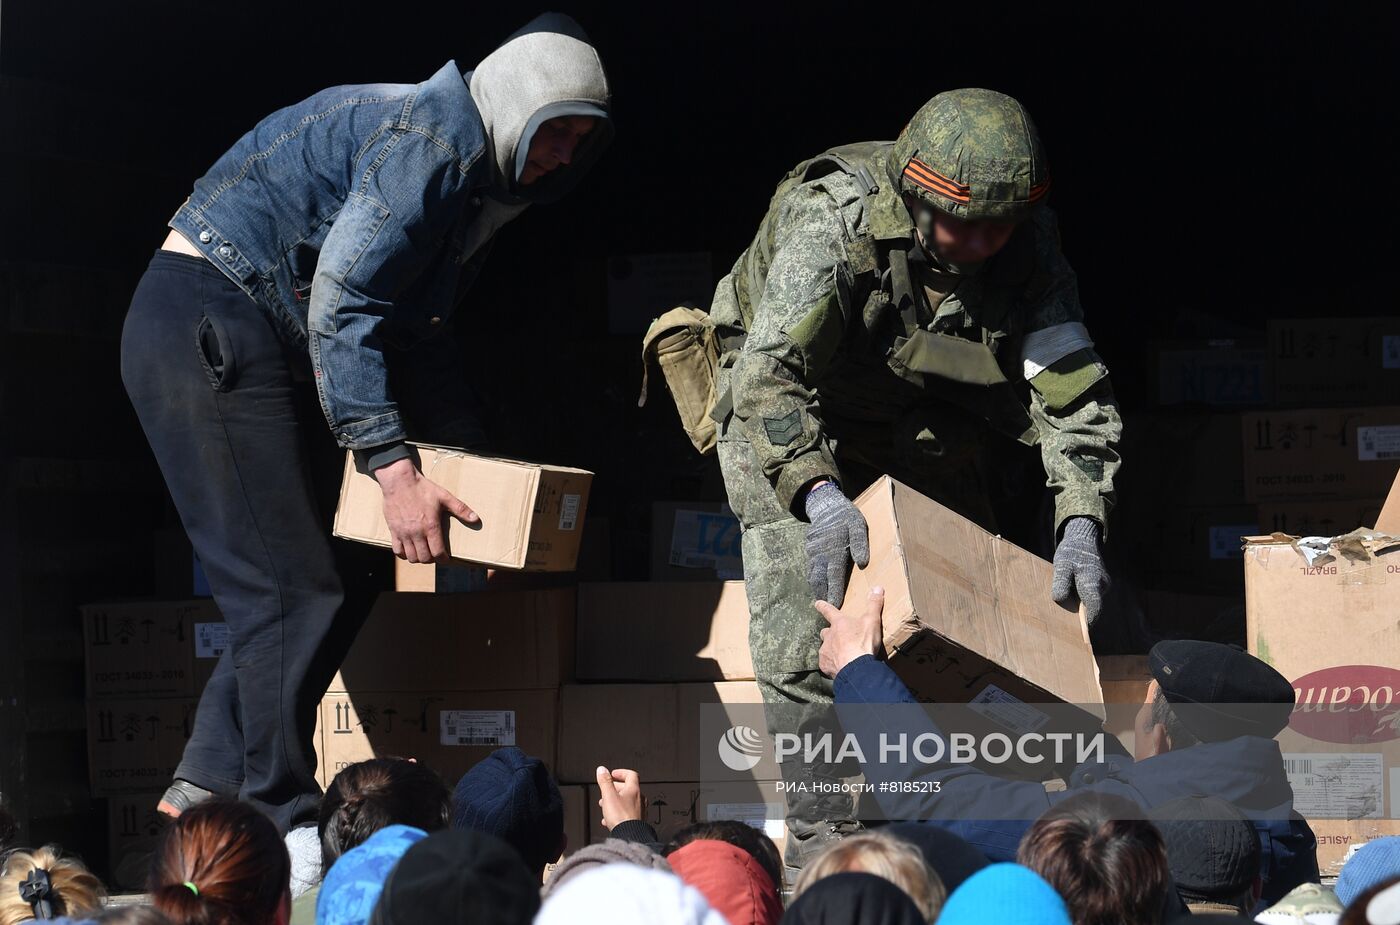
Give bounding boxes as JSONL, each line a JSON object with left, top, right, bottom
{"left": 170, "top": 61, "right": 494, "bottom": 451}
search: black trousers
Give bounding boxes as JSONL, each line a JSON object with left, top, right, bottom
{"left": 121, "top": 250, "right": 373, "bottom": 831}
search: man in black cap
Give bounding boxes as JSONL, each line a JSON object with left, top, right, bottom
{"left": 1150, "top": 796, "right": 1264, "bottom": 916}
{"left": 816, "top": 587, "right": 1320, "bottom": 907}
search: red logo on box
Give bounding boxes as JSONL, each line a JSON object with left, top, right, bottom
{"left": 1289, "top": 665, "right": 1400, "bottom": 744}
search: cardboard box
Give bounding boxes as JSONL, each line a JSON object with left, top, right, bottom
{"left": 847, "top": 477, "right": 1103, "bottom": 713}
{"left": 543, "top": 785, "right": 591, "bottom": 883}
{"left": 1097, "top": 656, "right": 1151, "bottom": 755}
{"left": 1118, "top": 411, "right": 1246, "bottom": 507}
{"left": 1269, "top": 317, "right": 1400, "bottom": 408}
{"left": 1244, "top": 531, "right": 1400, "bottom": 872}
{"left": 556, "top": 681, "right": 768, "bottom": 783}
{"left": 83, "top": 600, "right": 226, "bottom": 698}
{"left": 1122, "top": 503, "right": 1258, "bottom": 592}
{"left": 107, "top": 791, "right": 167, "bottom": 885}
{"left": 320, "top": 689, "right": 558, "bottom": 785}
{"left": 575, "top": 582, "right": 753, "bottom": 682}
{"left": 650, "top": 502, "right": 744, "bottom": 581}
{"left": 1152, "top": 340, "right": 1270, "bottom": 407}
{"left": 1256, "top": 500, "right": 1384, "bottom": 538}
{"left": 327, "top": 590, "right": 575, "bottom": 693}
{"left": 586, "top": 779, "right": 786, "bottom": 854}
{"left": 334, "top": 444, "right": 593, "bottom": 571}
{"left": 1376, "top": 471, "right": 1400, "bottom": 535}
{"left": 90, "top": 698, "right": 326, "bottom": 795}
{"left": 1242, "top": 407, "right": 1400, "bottom": 503}
{"left": 396, "top": 517, "right": 613, "bottom": 592}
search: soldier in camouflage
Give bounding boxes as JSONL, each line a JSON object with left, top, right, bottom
{"left": 707, "top": 89, "right": 1123, "bottom": 870}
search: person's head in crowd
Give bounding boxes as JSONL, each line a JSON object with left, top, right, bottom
{"left": 368, "top": 830, "right": 539, "bottom": 925}
{"left": 1148, "top": 796, "right": 1262, "bottom": 915}
{"left": 882, "top": 821, "right": 990, "bottom": 893}
{"left": 318, "top": 758, "right": 450, "bottom": 872}
{"left": 937, "top": 864, "right": 1072, "bottom": 925}
{"left": 1338, "top": 838, "right": 1400, "bottom": 907}
{"left": 665, "top": 832, "right": 783, "bottom": 925}
{"left": 1256, "top": 882, "right": 1346, "bottom": 925}
{"left": 451, "top": 747, "right": 564, "bottom": 878}
{"left": 667, "top": 819, "right": 783, "bottom": 894}
{"left": 781, "top": 871, "right": 928, "bottom": 925}
{"left": 1135, "top": 641, "right": 1295, "bottom": 762}
{"left": 315, "top": 824, "right": 424, "bottom": 925}
{"left": 537, "top": 865, "right": 728, "bottom": 925}
{"left": 1017, "top": 792, "right": 1171, "bottom": 925}
{"left": 540, "top": 839, "right": 672, "bottom": 897}
{"left": 94, "top": 906, "right": 175, "bottom": 925}
{"left": 792, "top": 830, "right": 945, "bottom": 921}
{"left": 0, "top": 846, "right": 106, "bottom": 925}
{"left": 149, "top": 799, "right": 289, "bottom": 925}
{"left": 1339, "top": 877, "right": 1400, "bottom": 925}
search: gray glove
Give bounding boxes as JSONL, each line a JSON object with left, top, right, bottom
{"left": 804, "top": 482, "right": 870, "bottom": 606}
{"left": 1052, "top": 516, "right": 1109, "bottom": 624}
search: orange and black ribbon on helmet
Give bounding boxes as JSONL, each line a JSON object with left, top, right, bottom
{"left": 903, "top": 157, "right": 1052, "bottom": 206}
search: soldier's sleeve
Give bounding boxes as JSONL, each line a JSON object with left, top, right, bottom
{"left": 729, "top": 186, "right": 855, "bottom": 515}
{"left": 1018, "top": 208, "right": 1124, "bottom": 539}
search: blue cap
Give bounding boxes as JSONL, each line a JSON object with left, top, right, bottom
{"left": 937, "top": 863, "right": 1071, "bottom": 925}
{"left": 316, "top": 824, "right": 426, "bottom": 925}
{"left": 1337, "top": 837, "right": 1400, "bottom": 906}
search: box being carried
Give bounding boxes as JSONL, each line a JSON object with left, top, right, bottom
{"left": 334, "top": 444, "right": 592, "bottom": 571}
{"left": 848, "top": 477, "right": 1104, "bottom": 715}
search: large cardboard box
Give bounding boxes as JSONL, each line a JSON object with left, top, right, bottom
{"left": 1244, "top": 532, "right": 1400, "bottom": 874}
{"left": 320, "top": 689, "right": 558, "bottom": 786}
{"left": 395, "top": 517, "right": 613, "bottom": 592}
{"left": 575, "top": 582, "right": 753, "bottom": 682}
{"left": 1122, "top": 503, "right": 1258, "bottom": 593}
{"left": 327, "top": 590, "right": 575, "bottom": 693}
{"left": 83, "top": 600, "right": 226, "bottom": 698}
{"left": 334, "top": 444, "right": 593, "bottom": 571}
{"left": 1152, "top": 340, "right": 1270, "bottom": 407}
{"left": 90, "top": 698, "right": 326, "bottom": 795}
{"left": 107, "top": 791, "right": 166, "bottom": 882}
{"left": 847, "top": 477, "right": 1103, "bottom": 713}
{"left": 1242, "top": 407, "right": 1400, "bottom": 503}
{"left": 1268, "top": 317, "right": 1400, "bottom": 408}
{"left": 1118, "top": 411, "right": 1246, "bottom": 507}
{"left": 1256, "top": 499, "right": 1384, "bottom": 538}
{"left": 650, "top": 502, "right": 744, "bottom": 581}
{"left": 585, "top": 779, "right": 786, "bottom": 855}
{"left": 556, "top": 681, "right": 769, "bottom": 783}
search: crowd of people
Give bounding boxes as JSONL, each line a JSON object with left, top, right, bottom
{"left": 2, "top": 745, "right": 1399, "bottom": 925}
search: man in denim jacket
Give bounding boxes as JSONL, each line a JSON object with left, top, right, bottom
{"left": 120, "top": 13, "right": 611, "bottom": 835}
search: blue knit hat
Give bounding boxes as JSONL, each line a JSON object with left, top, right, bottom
{"left": 316, "top": 824, "right": 426, "bottom": 925}
{"left": 451, "top": 747, "right": 563, "bottom": 874}
{"left": 1337, "top": 837, "right": 1400, "bottom": 906}
{"left": 937, "top": 863, "right": 1071, "bottom": 925}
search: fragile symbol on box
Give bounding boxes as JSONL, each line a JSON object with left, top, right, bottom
{"left": 440, "top": 710, "right": 516, "bottom": 747}
{"left": 195, "top": 622, "right": 229, "bottom": 659}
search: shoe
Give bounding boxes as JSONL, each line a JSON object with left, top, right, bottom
{"left": 781, "top": 818, "right": 864, "bottom": 883}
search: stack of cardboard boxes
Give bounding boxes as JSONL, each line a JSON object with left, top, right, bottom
{"left": 1126, "top": 317, "right": 1400, "bottom": 634}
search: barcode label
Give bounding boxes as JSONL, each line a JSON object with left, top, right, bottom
{"left": 559, "top": 494, "right": 581, "bottom": 531}
{"left": 439, "top": 710, "right": 516, "bottom": 747}
{"left": 1282, "top": 752, "right": 1383, "bottom": 819}
{"left": 1283, "top": 758, "right": 1313, "bottom": 774}
{"left": 1358, "top": 426, "right": 1400, "bottom": 461}
{"left": 194, "top": 623, "right": 229, "bottom": 659}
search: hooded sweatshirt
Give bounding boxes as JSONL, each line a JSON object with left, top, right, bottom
{"left": 667, "top": 840, "right": 783, "bottom": 925}
{"left": 459, "top": 11, "right": 613, "bottom": 262}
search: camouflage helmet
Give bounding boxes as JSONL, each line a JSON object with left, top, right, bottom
{"left": 888, "top": 88, "right": 1050, "bottom": 223}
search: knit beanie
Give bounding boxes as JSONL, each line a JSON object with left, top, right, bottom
{"left": 451, "top": 747, "right": 563, "bottom": 874}
{"left": 541, "top": 838, "right": 672, "bottom": 897}
{"left": 936, "top": 863, "right": 1071, "bottom": 925}
{"left": 1338, "top": 838, "right": 1400, "bottom": 906}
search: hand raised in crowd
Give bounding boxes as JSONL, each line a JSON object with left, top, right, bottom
{"left": 816, "top": 586, "right": 886, "bottom": 678}
{"left": 595, "top": 766, "right": 646, "bottom": 831}
{"left": 374, "top": 457, "right": 479, "bottom": 563}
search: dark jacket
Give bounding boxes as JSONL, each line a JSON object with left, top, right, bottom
{"left": 833, "top": 655, "right": 1320, "bottom": 907}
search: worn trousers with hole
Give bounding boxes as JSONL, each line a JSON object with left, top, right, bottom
{"left": 120, "top": 250, "right": 373, "bottom": 831}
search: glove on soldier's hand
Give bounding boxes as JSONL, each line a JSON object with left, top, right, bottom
{"left": 1052, "top": 516, "right": 1109, "bottom": 625}
{"left": 804, "top": 482, "right": 870, "bottom": 606}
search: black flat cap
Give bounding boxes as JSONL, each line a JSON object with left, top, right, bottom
{"left": 1149, "top": 796, "right": 1262, "bottom": 898}
{"left": 1149, "top": 640, "right": 1295, "bottom": 741}
{"left": 369, "top": 829, "right": 539, "bottom": 925}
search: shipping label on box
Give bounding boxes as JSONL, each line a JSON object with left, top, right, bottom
{"left": 83, "top": 600, "right": 225, "bottom": 698}
{"left": 586, "top": 779, "right": 785, "bottom": 853}
{"left": 334, "top": 445, "right": 592, "bottom": 571}
{"left": 1242, "top": 407, "right": 1400, "bottom": 502}
{"left": 576, "top": 582, "right": 753, "bottom": 682}
{"left": 327, "top": 589, "right": 575, "bottom": 693}
{"left": 651, "top": 502, "right": 744, "bottom": 581}
{"left": 320, "top": 689, "right": 558, "bottom": 785}
{"left": 847, "top": 477, "right": 1103, "bottom": 713}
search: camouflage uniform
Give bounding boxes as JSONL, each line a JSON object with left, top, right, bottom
{"left": 709, "top": 90, "right": 1123, "bottom": 858}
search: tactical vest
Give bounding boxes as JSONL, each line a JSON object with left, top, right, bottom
{"left": 712, "top": 142, "right": 1043, "bottom": 446}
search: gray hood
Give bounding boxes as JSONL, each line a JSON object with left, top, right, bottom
{"left": 467, "top": 12, "right": 613, "bottom": 204}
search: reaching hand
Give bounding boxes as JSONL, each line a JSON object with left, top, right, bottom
{"left": 1052, "top": 516, "right": 1109, "bottom": 625}
{"left": 816, "top": 586, "right": 886, "bottom": 678}
{"left": 804, "top": 481, "right": 870, "bottom": 606}
{"left": 595, "top": 765, "right": 645, "bottom": 830}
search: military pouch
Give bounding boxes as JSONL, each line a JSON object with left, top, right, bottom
{"left": 639, "top": 306, "right": 722, "bottom": 455}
